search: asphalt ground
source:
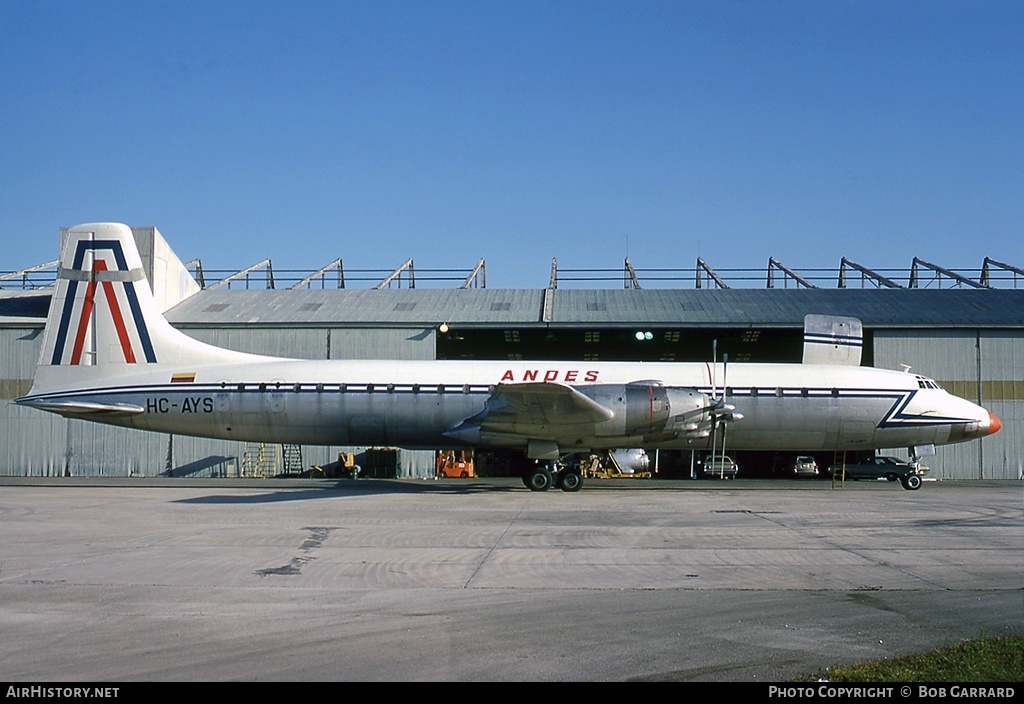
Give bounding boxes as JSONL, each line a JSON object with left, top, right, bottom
{"left": 0, "top": 476, "right": 1020, "bottom": 682}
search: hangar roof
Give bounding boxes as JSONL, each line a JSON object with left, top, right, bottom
{"left": 3, "top": 284, "right": 1024, "bottom": 329}
{"left": 4, "top": 239, "right": 1024, "bottom": 329}
{"left": 157, "top": 286, "right": 1024, "bottom": 329}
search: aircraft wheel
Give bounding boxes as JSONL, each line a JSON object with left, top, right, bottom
{"left": 527, "top": 467, "right": 553, "bottom": 492}
{"left": 558, "top": 470, "right": 584, "bottom": 493}
{"left": 901, "top": 474, "right": 922, "bottom": 490}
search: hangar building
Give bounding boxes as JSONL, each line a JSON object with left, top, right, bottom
{"left": 2, "top": 227, "right": 1021, "bottom": 480}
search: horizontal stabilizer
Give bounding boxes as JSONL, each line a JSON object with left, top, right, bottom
{"left": 18, "top": 398, "right": 146, "bottom": 417}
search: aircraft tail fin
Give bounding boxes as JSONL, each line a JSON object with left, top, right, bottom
{"left": 802, "top": 314, "right": 863, "bottom": 366}
{"left": 31, "top": 223, "right": 259, "bottom": 390}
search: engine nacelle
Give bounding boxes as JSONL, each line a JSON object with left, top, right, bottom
{"left": 582, "top": 384, "right": 712, "bottom": 438}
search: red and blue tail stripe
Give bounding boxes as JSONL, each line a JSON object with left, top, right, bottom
{"left": 50, "top": 239, "right": 157, "bottom": 365}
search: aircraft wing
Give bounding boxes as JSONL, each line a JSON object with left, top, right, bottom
{"left": 445, "top": 382, "right": 614, "bottom": 442}
{"left": 490, "top": 382, "right": 615, "bottom": 426}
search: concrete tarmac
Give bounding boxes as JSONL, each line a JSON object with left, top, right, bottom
{"left": 0, "top": 476, "right": 1020, "bottom": 682}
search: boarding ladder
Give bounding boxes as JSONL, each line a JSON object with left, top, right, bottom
{"left": 282, "top": 444, "right": 304, "bottom": 475}
{"left": 241, "top": 443, "right": 277, "bottom": 478}
{"left": 831, "top": 450, "right": 847, "bottom": 488}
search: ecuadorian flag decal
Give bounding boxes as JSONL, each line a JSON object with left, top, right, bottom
{"left": 171, "top": 372, "right": 197, "bottom": 384}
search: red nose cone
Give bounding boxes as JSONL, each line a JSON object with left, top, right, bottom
{"left": 988, "top": 412, "right": 1002, "bottom": 435}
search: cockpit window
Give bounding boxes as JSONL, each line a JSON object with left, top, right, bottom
{"left": 915, "top": 375, "right": 941, "bottom": 390}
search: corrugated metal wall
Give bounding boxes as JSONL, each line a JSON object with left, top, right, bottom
{"left": 186, "top": 328, "right": 330, "bottom": 359}
{"left": 328, "top": 328, "right": 437, "bottom": 361}
{"left": 873, "top": 329, "right": 1022, "bottom": 480}
{"left": 182, "top": 326, "right": 437, "bottom": 361}
{"left": 978, "top": 333, "right": 1024, "bottom": 480}
{"left": 0, "top": 327, "right": 67, "bottom": 475}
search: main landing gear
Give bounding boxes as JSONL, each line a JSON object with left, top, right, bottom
{"left": 522, "top": 461, "right": 584, "bottom": 493}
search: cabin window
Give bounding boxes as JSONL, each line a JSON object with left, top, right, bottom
{"left": 412, "top": 384, "right": 420, "bottom": 394}
{"left": 437, "top": 384, "right": 446, "bottom": 394}
{"left": 750, "top": 388, "right": 759, "bottom": 398}
{"left": 462, "top": 384, "right": 471, "bottom": 395}
{"left": 775, "top": 387, "right": 783, "bottom": 397}
{"left": 831, "top": 388, "right": 839, "bottom": 397}
{"left": 387, "top": 383, "right": 395, "bottom": 394}
{"left": 800, "top": 388, "right": 809, "bottom": 397}
{"left": 366, "top": 384, "right": 374, "bottom": 394}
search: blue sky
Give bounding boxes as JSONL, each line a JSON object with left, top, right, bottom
{"left": 2, "top": 1, "right": 1021, "bottom": 288}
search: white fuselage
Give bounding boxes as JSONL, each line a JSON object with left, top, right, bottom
{"left": 22, "top": 357, "right": 994, "bottom": 453}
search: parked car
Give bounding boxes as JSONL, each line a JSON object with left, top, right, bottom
{"left": 697, "top": 455, "right": 738, "bottom": 479}
{"left": 775, "top": 455, "right": 819, "bottom": 478}
{"left": 831, "top": 456, "right": 924, "bottom": 490}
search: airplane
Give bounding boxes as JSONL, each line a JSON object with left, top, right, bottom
{"left": 16, "top": 223, "right": 1001, "bottom": 492}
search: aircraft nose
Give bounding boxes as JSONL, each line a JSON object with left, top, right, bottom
{"left": 986, "top": 411, "right": 1002, "bottom": 436}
